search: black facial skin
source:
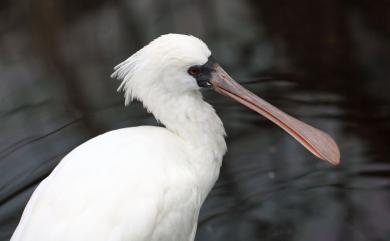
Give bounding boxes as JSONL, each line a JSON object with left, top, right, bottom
{"left": 188, "top": 55, "right": 216, "bottom": 88}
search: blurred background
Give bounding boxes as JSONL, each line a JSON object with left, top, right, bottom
{"left": 1, "top": 0, "right": 390, "bottom": 240}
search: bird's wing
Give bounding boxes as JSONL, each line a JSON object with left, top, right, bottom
{"left": 11, "top": 127, "right": 201, "bottom": 241}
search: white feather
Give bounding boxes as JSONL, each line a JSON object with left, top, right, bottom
{"left": 11, "top": 34, "right": 226, "bottom": 241}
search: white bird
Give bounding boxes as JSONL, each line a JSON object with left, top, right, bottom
{"left": 11, "top": 34, "right": 340, "bottom": 241}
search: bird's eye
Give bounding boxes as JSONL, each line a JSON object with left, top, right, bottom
{"left": 188, "top": 67, "right": 201, "bottom": 76}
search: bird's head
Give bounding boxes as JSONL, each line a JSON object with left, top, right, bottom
{"left": 111, "top": 33, "right": 340, "bottom": 165}
{"left": 111, "top": 34, "right": 214, "bottom": 102}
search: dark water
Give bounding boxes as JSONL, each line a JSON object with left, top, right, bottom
{"left": 1, "top": 0, "right": 390, "bottom": 240}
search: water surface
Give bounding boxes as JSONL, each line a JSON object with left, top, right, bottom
{"left": 0, "top": 1, "right": 389, "bottom": 240}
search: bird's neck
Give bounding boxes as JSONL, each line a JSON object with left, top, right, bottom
{"left": 152, "top": 91, "right": 227, "bottom": 161}
{"left": 145, "top": 91, "right": 227, "bottom": 196}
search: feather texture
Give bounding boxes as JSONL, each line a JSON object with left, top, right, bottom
{"left": 12, "top": 34, "right": 227, "bottom": 241}
{"left": 12, "top": 127, "right": 206, "bottom": 241}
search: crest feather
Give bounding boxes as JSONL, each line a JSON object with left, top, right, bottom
{"left": 111, "top": 51, "right": 142, "bottom": 105}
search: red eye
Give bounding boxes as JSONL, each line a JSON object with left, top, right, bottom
{"left": 188, "top": 67, "right": 201, "bottom": 76}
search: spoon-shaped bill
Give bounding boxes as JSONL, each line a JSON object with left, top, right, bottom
{"left": 210, "top": 64, "right": 340, "bottom": 165}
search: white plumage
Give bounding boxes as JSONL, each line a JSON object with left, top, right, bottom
{"left": 12, "top": 34, "right": 227, "bottom": 241}
{"left": 11, "top": 33, "right": 339, "bottom": 241}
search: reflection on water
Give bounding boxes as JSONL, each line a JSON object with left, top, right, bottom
{"left": 1, "top": 0, "right": 389, "bottom": 241}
